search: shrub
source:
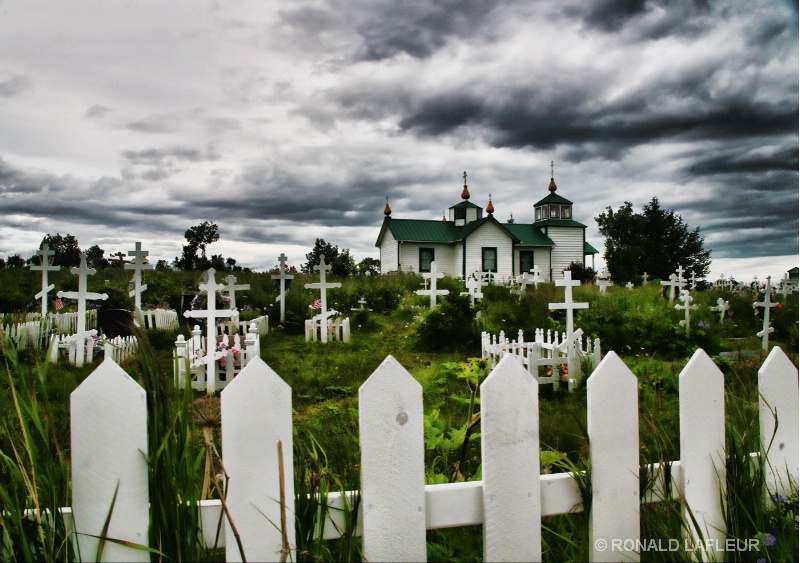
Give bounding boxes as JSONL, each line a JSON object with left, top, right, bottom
{"left": 416, "top": 294, "right": 479, "bottom": 352}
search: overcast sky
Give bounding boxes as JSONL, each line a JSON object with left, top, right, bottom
{"left": 0, "top": 0, "right": 796, "bottom": 282}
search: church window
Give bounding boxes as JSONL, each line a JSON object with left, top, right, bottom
{"left": 535, "top": 207, "right": 542, "bottom": 221}
{"left": 550, "top": 206, "right": 560, "bottom": 219}
{"left": 455, "top": 207, "right": 466, "bottom": 221}
{"left": 561, "top": 206, "right": 571, "bottom": 219}
{"left": 419, "top": 248, "right": 434, "bottom": 272}
{"left": 482, "top": 247, "right": 497, "bottom": 272}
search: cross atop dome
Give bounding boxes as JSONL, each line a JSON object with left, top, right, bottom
{"left": 461, "top": 170, "right": 470, "bottom": 200}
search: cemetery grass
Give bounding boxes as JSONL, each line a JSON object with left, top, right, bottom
{"left": 0, "top": 272, "right": 797, "bottom": 561}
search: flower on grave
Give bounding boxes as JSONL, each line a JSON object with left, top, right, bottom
{"left": 763, "top": 534, "right": 776, "bottom": 547}
{"left": 777, "top": 303, "right": 783, "bottom": 309}
{"left": 771, "top": 494, "right": 785, "bottom": 503}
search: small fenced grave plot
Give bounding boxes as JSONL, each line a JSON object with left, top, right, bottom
{"left": 63, "top": 348, "right": 797, "bottom": 562}
{"left": 174, "top": 322, "right": 261, "bottom": 392}
{"left": 304, "top": 255, "right": 342, "bottom": 343}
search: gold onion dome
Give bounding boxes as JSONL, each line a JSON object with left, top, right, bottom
{"left": 548, "top": 177, "right": 557, "bottom": 193}
{"left": 384, "top": 196, "right": 392, "bottom": 216}
{"left": 486, "top": 194, "right": 494, "bottom": 215}
{"left": 461, "top": 170, "right": 470, "bottom": 200}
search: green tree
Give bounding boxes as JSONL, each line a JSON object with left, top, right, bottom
{"left": 6, "top": 254, "right": 24, "bottom": 268}
{"left": 358, "top": 257, "right": 381, "bottom": 276}
{"left": 332, "top": 248, "right": 357, "bottom": 277}
{"left": 34, "top": 233, "right": 82, "bottom": 267}
{"left": 303, "top": 239, "right": 338, "bottom": 273}
{"left": 184, "top": 221, "right": 219, "bottom": 259}
{"left": 596, "top": 197, "right": 711, "bottom": 284}
{"left": 85, "top": 244, "right": 110, "bottom": 269}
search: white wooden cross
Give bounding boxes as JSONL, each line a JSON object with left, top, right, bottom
{"left": 626, "top": 282, "right": 634, "bottom": 290}
{"left": 596, "top": 278, "right": 613, "bottom": 295}
{"left": 57, "top": 253, "right": 108, "bottom": 368}
{"left": 124, "top": 242, "right": 154, "bottom": 314}
{"left": 416, "top": 261, "right": 449, "bottom": 309}
{"left": 549, "top": 270, "right": 589, "bottom": 346}
{"left": 710, "top": 298, "right": 730, "bottom": 323}
{"left": 776, "top": 273, "right": 792, "bottom": 298}
{"left": 351, "top": 296, "right": 372, "bottom": 312}
{"left": 642, "top": 272, "right": 649, "bottom": 284}
{"left": 754, "top": 276, "right": 777, "bottom": 351}
{"left": 661, "top": 273, "right": 683, "bottom": 302}
{"left": 460, "top": 276, "right": 483, "bottom": 306}
{"left": 481, "top": 271, "right": 495, "bottom": 287}
{"left": 689, "top": 272, "right": 698, "bottom": 290}
{"left": 272, "top": 253, "right": 294, "bottom": 322}
{"left": 184, "top": 268, "right": 239, "bottom": 393}
{"left": 223, "top": 274, "right": 250, "bottom": 310}
{"left": 30, "top": 243, "right": 61, "bottom": 317}
{"left": 304, "top": 255, "right": 342, "bottom": 343}
{"left": 675, "top": 289, "right": 698, "bottom": 335}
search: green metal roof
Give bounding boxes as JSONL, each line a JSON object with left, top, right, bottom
{"left": 450, "top": 200, "right": 482, "bottom": 209}
{"left": 384, "top": 219, "right": 461, "bottom": 242}
{"left": 533, "top": 218, "right": 587, "bottom": 228}
{"left": 584, "top": 241, "right": 599, "bottom": 254}
{"left": 534, "top": 192, "right": 573, "bottom": 206}
{"left": 502, "top": 223, "right": 555, "bottom": 246}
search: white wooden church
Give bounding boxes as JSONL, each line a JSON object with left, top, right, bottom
{"left": 376, "top": 171, "right": 598, "bottom": 281}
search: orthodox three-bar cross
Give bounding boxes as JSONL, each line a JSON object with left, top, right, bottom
{"left": 184, "top": 268, "right": 238, "bottom": 393}
{"left": 304, "top": 255, "right": 342, "bottom": 343}
{"left": 30, "top": 243, "right": 61, "bottom": 316}
{"left": 125, "top": 242, "right": 154, "bottom": 313}
{"left": 272, "top": 253, "right": 294, "bottom": 322}
{"left": 416, "top": 261, "right": 449, "bottom": 309}
{"left": 57, "top": 253, "right": 108, "bottom": 368}
{"left": 754, "top": 276, "right": 777, "bottom": 351}
{"left": 223, "top": 274, "right": 250, "bottom": 310}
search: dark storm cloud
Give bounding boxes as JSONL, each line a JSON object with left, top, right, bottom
{"left": 690, "top": 146, "right": 799, "bottom": 175}
{"left": 86, "top": 104, "right": 113, "bottom": 119}
{"left": 122, "top": 145, "right": 221, "bottom": 165}
{"left": 568, "top": 0, "right": 714, "bottom": 39}
{"left": 0, "top": 73, "right": 31, "bottom": 97}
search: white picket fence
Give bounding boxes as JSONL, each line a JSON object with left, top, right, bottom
{"left": 46, "top": 333, "right": 139, "bottom": 365}
{"left": 61, "top": 346, "right": 797, "bottom": 562}
{"left": 174, "top": 323, "right": 262, "bottom": 393}
{"left": 0, "top": 310, "right": 101, "bottom": 353}
{"left": 139, "top": 308, "right": 180, "bottom": 331}
{"left": 304, "top": 316, "right": 351, "bottom": 342}
{"left": 481, "top": 329, "right": 602, "bottom": 389}
{"left": 216, "top": 314, "right": 269, "bottom": 337}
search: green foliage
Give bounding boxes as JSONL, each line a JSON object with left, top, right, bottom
{"left": 416, "top": 293, "right": 479, "bottom": 352}
{"left": 596, "top": 198, "right": 711, "bottom": 284}
{"left": 34, "top": 233, "right": 82, "bottom": 268}
{"left": 302, "top": 238, "right": 357, "bottom": 277}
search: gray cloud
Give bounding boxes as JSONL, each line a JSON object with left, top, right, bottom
{"left": 0, "top": 73, "right": 31, "bottom": 97}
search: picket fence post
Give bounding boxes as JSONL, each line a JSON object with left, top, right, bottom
{"left": 358, "top": 355, "right": 427, "bottom": 562}
{"left": 759, "top": 346, "right": 799, "bottom": 498}
{"left": 481, "top": 354, "right": 541, "bottom": 561}
{"left": 679, "top": 349, "right": 726, "bottom": 560}
{"left": 588, "top": 352, "right": 639, "bottom": 562}
{"left": 221, "top": 357, "right": 294, "bottom": 562}
{"left": 71, "top": 358, "right": 149, "bottom": 562}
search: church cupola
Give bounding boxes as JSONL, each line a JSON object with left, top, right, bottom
{"left": 448, "top": 171, "right": 483, "bottom": 226}
{"left": 534, "top": 161, "right": 573, "bottom": 222}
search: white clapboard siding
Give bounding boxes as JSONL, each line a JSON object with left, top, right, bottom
{"left": 679, "top": 349, "right": 726, "bottom": 559}
{"left": 759, "top": 346, "right": 799, "bottom": 497}
{"left": 358, "top": 355, "right": 427, "bottom": 562}
{"left": 379, "top": 228, "right": 398, "bottom": 273}
{"left": 546, "top": 226, "right": 584, "bottom": 279}
{"left": 481, "top": 354, "right": 541, "bottom": 561}
{"left": 221, "top": 357, "right": 294, "bottom": 562}
{"left": 587, "top": 352, "right": 640, "bottom": 562}
{"left": 463, "top": 221, "right": 514, "bottom": 280}
{"left": 70, "top": 358, "right": 149, "bottom": 562}
{"left": 399, "top": 242, "right": 457, "bottom": 276}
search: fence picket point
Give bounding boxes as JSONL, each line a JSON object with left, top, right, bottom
{"left": 221, "top": 357, "right": 294, "bottom": 562}
{"left": 358, "top": 355, "right": 427, "bottom": 562}
{"left": 481, "top": 354, "right": 541, "bottom": 561}
{"left": 587, "top": 351, "right": 640, "bottom": 562}
{"left": 679, "top": 349, "right": 726, "bottom": 559}
{"left": 759, "top": 346, "right": 799, "bottom": 497}
{"left": 70, "top": 358, "right": 148, "bottom": 562}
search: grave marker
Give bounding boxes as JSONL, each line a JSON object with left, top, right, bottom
{"left": 626, "top": 282, "right": 634, "bottom": 290}
{"left": 416, "top": 261, "right": 449, "bottom": 309}
{"left": 57, "top": 253, "right": 108, "bottom": 367}
{"left": 550, "top": 271, "right": 589, "bottom": 378}
{"left": 223, "top": 274, "right": 250, "bottom": 310}
{"left": 675, "top": 289, "right": 698, "bottom": 335}
{"left": 30, "top": 243, "right": 61, "bottom": 317}
{"left": 642, "top": 272, "right": 649, "bottom": 284}
{"left": 660, "top": 273, "right": 683, "bottom": 302}
{"left": 754, "top": 276, "right": 777, "bottom": 351}
{"left": 304, "top": 255, "right": 342, "bottom": 343}
{"left": 124, "top": 242, "right": 154, "bottom": 314}
{"left": 709, "top": 298, "right": 730, "bottom": 323}
{"left": 460, "top": 276, "right": 483, "bottom": 306}
{"left": 184, "top": 268, "right": 238, "bottom": 393}
{"left": 351, "top": 296, "right": 372, "bottom": 312}
{"left": 272, "top": 253, "right": 294, "bottom": 323}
